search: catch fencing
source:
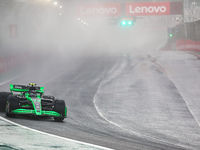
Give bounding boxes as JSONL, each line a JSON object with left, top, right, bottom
{"left": 173, "top": 20, "right": 200, "bottom": 51}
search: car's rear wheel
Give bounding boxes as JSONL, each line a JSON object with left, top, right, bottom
{"left": 0, "top": 92, "right": 12, "bottom": 112}
{"left": 53, "top": 100, "right": 65, "bottom": 122}
{"left": 5, "top": 96, "right": 19, "bottom": 118}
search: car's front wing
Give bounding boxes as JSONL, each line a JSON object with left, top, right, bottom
{"left": 11, "top": 109, "right": 66, "bottom": 118}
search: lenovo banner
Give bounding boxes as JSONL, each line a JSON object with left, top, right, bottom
{"left": 126, "top": 2, "right": 170, "bottom": 16}
{"left": 78, "top": 4, "right": 121, "bottom": 17}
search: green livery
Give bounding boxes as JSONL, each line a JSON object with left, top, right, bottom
{"left": 4, "top": 83, "right": 67, "bottom": 122}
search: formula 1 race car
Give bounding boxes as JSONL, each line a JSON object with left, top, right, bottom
{"left": 0, "top": 83, "right": 67, "bottom": 121}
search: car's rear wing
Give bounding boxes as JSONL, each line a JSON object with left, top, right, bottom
{"left": 10, "top": 84, "right": 44, "bottom": 93}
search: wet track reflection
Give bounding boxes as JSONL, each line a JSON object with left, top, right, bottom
{"left": 0, "top": 51, "right": 200, "bottom": 150}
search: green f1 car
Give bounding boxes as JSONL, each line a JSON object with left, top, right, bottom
{"left": 0, "top": 83, "right": 67, "bottom": 121}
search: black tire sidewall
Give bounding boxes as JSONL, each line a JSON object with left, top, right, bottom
{"left": 54, "top": 100, "right": 65, "bottom": 116}
{"left": 0, "top": 92, "right": 12, "bottom": 112}
{"left": 53, "top": 100, "right": 65, "bottom": 122}
{"left": 8, "top": 96, "right": 19, "bottom": 110}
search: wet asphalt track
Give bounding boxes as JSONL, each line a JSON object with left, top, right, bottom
{"left": 1, "top": 51, "right": 200, "bottom": 150}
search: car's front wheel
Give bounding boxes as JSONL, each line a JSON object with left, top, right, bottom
{"left": 53, "top": 100, "right": 66, "bottom": 122}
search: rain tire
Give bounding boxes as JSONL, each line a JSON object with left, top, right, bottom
{"left": 53, "top": 100, "right": 65, "bottom": 122}
{"left": 0, "top": 92, "right": 12, "bottom": 112}
{"left": 5, "top": 96, "right": 19, "bottom": 118}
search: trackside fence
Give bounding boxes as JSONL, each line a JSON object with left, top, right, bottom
{"left": 163, "top": 20, "right": 200, "bottom": 51}
{"left": 176, "top": 20, "right": 200, "bottom": 51}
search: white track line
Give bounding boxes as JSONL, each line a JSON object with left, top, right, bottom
{"left": 152, "top": 55, "right": 200, "bottom": 128}
{"left": 93, "top": 82, "right": 192, "bottom": 150}
{"left": 93, "top": 59, "right": 193, "bottom": 150}
{"left": 0, "top": 116, "right": 113, "bottom": 150}
{"left": 0, "top": 72, "right": 29, "bottom": 86}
